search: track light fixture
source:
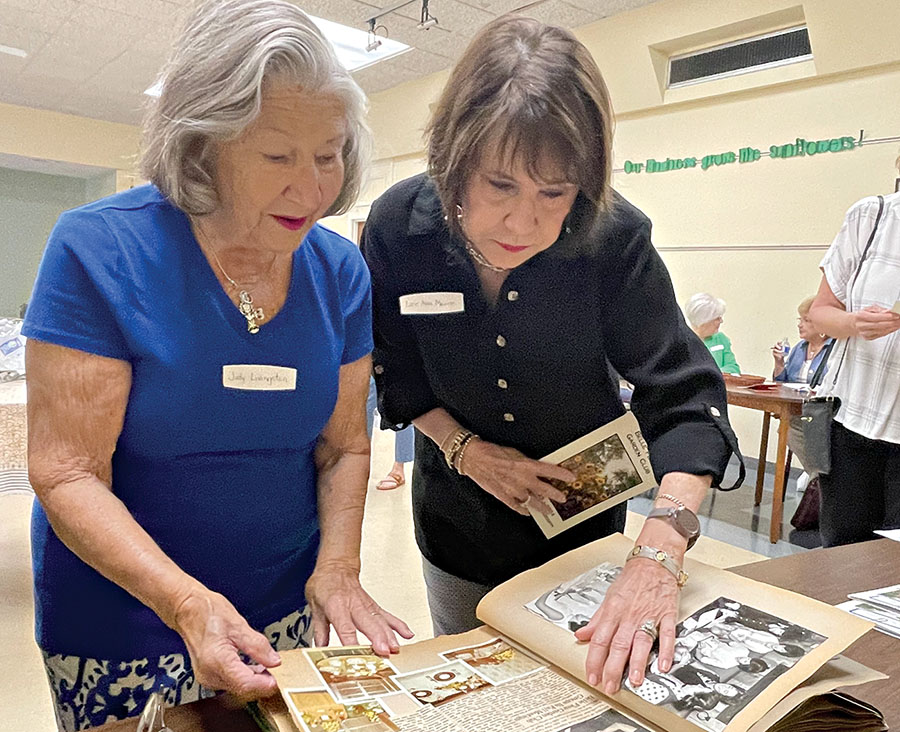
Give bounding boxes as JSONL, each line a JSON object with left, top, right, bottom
{"left": 364, "top": 0, "right": 439, "bottom": 46}
{"left": 366, "top": 18, "right": 383, "bottom": 52}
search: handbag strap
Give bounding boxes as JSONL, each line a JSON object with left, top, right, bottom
{"left": 809, "top": 339, "right": 836, "bottom": 389}
{"left": 827, "top": 195, "right": 886, "bottom": 388}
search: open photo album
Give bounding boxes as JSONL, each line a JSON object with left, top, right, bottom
{"left": 255, "top": 534, "right": 887, "bottom": 732}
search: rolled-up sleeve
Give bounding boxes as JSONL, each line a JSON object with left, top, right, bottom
{"left": 360, "top": 198, "right": 439, "bottom": 429}
{"left": 599, "top": 220, "right": 740, "bottom": 487}
{"left": 820, "top": 196, "right": 880, "bottom": 306}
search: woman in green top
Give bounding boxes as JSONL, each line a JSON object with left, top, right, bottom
{"left": 686, "top": 293, "right": 741, "bottom": 374}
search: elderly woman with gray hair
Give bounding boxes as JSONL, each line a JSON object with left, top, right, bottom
{"left": 22, "top": 1, "right": 411, "bottom": 728}
{"left": 686, "top": 293, "right": 742, "bottom": 374}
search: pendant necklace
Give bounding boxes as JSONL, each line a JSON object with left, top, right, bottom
{"left": 208, "top": 245, "right": 266, "bottom": 334}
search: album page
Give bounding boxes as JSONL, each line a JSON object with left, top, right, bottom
{"left": 266, "top": 627, "right": 658, "bottom": 732}
{"left": 476, "top": 533, "right": 874, "bottom": 732}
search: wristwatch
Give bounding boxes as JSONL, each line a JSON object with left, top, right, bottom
{"left": 647, "top": 505, "right": 701, "bottom": 550}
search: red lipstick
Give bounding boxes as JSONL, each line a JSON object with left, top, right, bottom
{"left": 496, "top": 241, "right": 528, "bottom": 253}
{"left": 274, "top": 215, "right": 307, "bottom": 231}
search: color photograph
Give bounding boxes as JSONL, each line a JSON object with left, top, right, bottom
{"left": 393, "top": 661, "right": 492, "bottom": 706}
{"left": 304, "top": 647, "right": 400, "bottom": 703}
{"left": 440, "top": 637, "right": 544, "bottom": 684}
{"left": 546, "top": 434, "right": 644, "bottom": 521}
{"left": 285, "top": 689, "right": 397, "bottom": 732}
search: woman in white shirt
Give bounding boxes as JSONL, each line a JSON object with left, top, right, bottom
{"left": 810, "top": 193, "right": 900, "bottom": 546}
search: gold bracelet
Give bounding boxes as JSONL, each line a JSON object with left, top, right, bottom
{"left": 626, "top": 545, "right": 689, "bottom": 588}
{"left": 439, "top": 427, "right": 465, "bottom": 455}
{"left": 454, "top": 434, "right": 480, "bottom": 475}
{"left": 443, "top": 429, "right": 473, "bottom": 469}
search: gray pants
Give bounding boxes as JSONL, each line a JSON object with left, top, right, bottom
{"left": 422, "top": 557, "right": 494, "bottom": 636}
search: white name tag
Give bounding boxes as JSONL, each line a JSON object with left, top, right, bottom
{"left": 892, "top": 301, "right": 900, "bottom": 315}
{"left": 709, "top": 344, "right": 725, "bottom": 352}
{"left": 399, "top": 292, "right": 465, "bottom": 315}
{"left": 222, "top": 365, "right": 297, "bottom": 391}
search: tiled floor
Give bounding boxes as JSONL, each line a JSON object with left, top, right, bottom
{"left": 0, "top": 432, "right": 816, "bottom": 730}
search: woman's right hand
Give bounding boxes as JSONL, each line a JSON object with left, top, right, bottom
{"left": 173, "top": 589, "right": 281, "bottom": 699}
{"left": 852, "top": 306, "right": 900, "bottom": 341}
{"left": 459, "top": 439, "right": 576, "bottom": 515}
{"left": 770, "top": 343, "right": 785, "bottom": 373}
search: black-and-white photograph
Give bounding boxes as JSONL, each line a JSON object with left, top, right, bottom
{"left": 525, "top": 563, "right": 622, "bottom": 632}
{"left": 554, "top": 708, "right": 653, "bottom": 732}
{"left": 624, "top": 597, "right": 826, "bottom": 732}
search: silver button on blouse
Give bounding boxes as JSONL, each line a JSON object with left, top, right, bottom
{"left": 497, "top": 378, "right": 508, "bottom": 389}
{"left": 507, "top": 290, "right": 519, "bottom": 301}
{"left": 496, "top": 335, "right": 507, "bottom": 347}
{"left": 503, "top": 413, "right": 515, "bottom": 422}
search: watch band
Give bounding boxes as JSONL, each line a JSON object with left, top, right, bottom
{"left": 626, "top": 545, "right": 689, "bottom": 588}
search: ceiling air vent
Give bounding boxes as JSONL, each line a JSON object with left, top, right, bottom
{"left": 668, "top": 26, "right": 812, "bottom": 88}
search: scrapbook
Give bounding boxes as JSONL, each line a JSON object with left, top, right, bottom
{"left": 254, "top": 534, "right": 887, "bottom": 732}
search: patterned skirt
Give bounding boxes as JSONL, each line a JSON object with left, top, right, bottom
{"left": 41, "top": 606, "right": 312, "bottom": 732}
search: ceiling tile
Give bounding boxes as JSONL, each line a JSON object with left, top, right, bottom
{"left": 0, "top": 24, "right": 50, "bottom": 57}
{"left": 0, "top": 0, "right": 663, "bottom": 125}
{"left": 0, "top": 1, "right": 77, "bottom": 35}
{"left": 89, "top": 49, "right": 167, "bottom": 94}
{"left": 515, "top": 0, "right": 597, "bottom": 29}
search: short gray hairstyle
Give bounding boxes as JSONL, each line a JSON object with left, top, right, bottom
{"left": 140, "top": 0, "right": 370, "bottom": 217}
{"left": 685, "top": 293, "right": 726, "bottom": 328}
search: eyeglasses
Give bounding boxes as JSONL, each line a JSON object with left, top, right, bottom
{"left": 137, "top": 693, "right": 174, "bottom": 732}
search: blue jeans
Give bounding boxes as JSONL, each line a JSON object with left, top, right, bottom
{"left": 366, "top": 378, "right": 414, "bottom": 464}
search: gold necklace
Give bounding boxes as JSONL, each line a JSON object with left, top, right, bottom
{"left": 464, "top": 243, "right": 512, "bottom": 273}
{"left": 207, "top": 243, "right": 266, "bottom": 334}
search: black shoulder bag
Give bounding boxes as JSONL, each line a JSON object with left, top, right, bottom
{"left": 801, "top": 195, "right": 885, "bottom": 475}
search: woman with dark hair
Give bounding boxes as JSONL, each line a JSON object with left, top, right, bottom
{"left": 361, "top": 15, "right": 741, "bottom": 693}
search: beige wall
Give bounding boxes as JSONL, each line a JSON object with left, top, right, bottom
{"left": 349, "top": 0, "right": 900, "bottom": 461}
{"left": 0, "top": 102, "right": 141, "bottom": 189}
{"left": 5, "top": 0, "right": 899, "bottom": 462}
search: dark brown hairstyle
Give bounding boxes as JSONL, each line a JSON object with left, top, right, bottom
{"left": 426, "top": 14, "right": 614, "bottom": 241}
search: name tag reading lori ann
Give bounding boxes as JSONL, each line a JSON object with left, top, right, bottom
{"left": 222, "top": 365, "right": 297, "bottom": 391}
{"left": 399, "top": 292, "right": 465, "bottom": 315}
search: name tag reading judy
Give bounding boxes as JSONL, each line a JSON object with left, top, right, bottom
{"left": 399, "top": 292, "right": 465, "bottom": 315}
{"left": 222, "top": 365, "right": 297, "bottom": 391}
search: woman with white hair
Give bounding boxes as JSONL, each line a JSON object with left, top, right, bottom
{"left": 685, "top": 293, "right": 741, "bottom": 374}
{"left": 23, "top": 1, "right": 411, "bottom": 728}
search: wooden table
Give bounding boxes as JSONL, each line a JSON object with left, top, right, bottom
{"left": 725, "top": 383, "right": 806, "bottom": 543}
{"left": 734, "top": 538, "right": 900, "bottom": 729}
{"left": 91, "top": 541, "right": 900, "bottom": 732}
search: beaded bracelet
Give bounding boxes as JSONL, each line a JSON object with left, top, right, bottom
{"left": 453, "top": 434, "right": 480, "bottom": 475}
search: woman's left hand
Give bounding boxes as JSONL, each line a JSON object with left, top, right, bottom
{"left": 574, "top": 556, "right": 680, "bottom": 695}
{"left": 305, "top": 560, "right": 414, "bottom": 655}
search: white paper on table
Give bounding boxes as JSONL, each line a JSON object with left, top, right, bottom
{"left": 875, "top": 528, "right": 900, "bottom": 541}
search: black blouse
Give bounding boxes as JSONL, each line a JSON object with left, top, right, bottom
{"left": 361, "top": 174, "right": 741, "bottom": 585}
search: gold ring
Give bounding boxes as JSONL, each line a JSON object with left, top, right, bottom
{"left": 636, "top": 620, "right": 659, "bottom": 642}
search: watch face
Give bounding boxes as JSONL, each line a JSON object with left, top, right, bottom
{"left": 677, "top": 507, "right": 701, "bottom": 537}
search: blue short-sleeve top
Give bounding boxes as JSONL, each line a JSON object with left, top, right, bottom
{"left": 22, "top": 185, "right": 373, "bottom": 660}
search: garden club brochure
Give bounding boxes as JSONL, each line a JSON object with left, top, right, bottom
{"left": 529, "top": 411, "right": 656, "bottom": 539}
{"left": 254, "top": 534, "right": 887, "bottom": 732}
